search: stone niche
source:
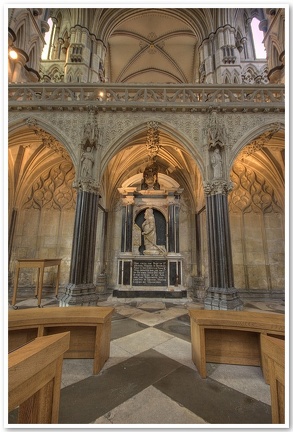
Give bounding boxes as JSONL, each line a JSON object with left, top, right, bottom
{"left": 117, "top": 173, "right": 185, "bottom": 296}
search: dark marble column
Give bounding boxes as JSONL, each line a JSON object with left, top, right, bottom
{"left": 59, "top": 189, "right": 99, "bottom": 306}
{"left": 204, "top": 181, "right": 243, "bottom": 310}
{"left": 121, "top": 204, "right": 133, "bottom": 252}
{"left": 168, "top": 204, "right": 179, "bottom": 253}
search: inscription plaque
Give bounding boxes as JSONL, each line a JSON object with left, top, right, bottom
{"left": 132, "top": 260, "right": 167, "bottom": 286}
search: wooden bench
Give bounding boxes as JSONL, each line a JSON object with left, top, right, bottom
{"left": 188, "top": 310, "right": 285, "bottom": 379}
{"left": 9, "top": 332, "right": 70, "bottom": 424}
{"left": 8, "top": 306, "right": 115, "bottom": 375}
{"left": 260, "top": 334, "right": 285, "bottom": 424}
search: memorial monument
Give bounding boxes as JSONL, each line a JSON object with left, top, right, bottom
{"left": 116, "top": 122, "right": 185, "bottom": 298}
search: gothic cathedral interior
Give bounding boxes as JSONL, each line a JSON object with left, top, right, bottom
{"left": 8, "top": 7, "right": 286, "bottom": 310}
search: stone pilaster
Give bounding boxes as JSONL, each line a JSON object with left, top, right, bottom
{"left": 203, "top": 180, "right": 243, "bottom": 310}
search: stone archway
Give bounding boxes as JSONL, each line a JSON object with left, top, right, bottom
{"left": 228, "top": 126, "right": 285, "bottom": 299}
{"left": 8, "top": 121, "right": 76, "bottom": 292}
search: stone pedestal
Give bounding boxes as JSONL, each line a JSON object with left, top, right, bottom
{"left": 59, "top": 283, "right": 98, "bottom": 306}
{"left": 204, "top": 286, "right": 243, "bottom": 310}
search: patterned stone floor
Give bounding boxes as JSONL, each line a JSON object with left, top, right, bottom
{"left": 8, "top": 293, "right": 286, "bottom": 426}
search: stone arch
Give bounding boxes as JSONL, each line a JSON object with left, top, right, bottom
{"left": 8, "top": 116, "right": 77, "bottom": 166}
{"left": 227, "top": 121, "right": 285, "bottom": 293}
{"left": 100, "top": 120, "right": 205, "bottom": 179}
{"left": 229, "top": 120, "right": 285, "bottom": 170}
{"left": 100, "top": 119, "right": 204, "bottom": 214}
{"left": 8, "top": 117, "right": 77, "bottom": 285}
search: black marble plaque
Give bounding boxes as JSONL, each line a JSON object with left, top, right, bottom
{"left": 132, "top": 260, "right": 167, "bottom": 286}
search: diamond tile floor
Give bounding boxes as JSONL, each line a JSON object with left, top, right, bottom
{"left": 8, "top": 293, "right": 286, "bottom": 426}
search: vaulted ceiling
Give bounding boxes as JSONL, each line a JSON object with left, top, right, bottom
{"left": 107, "top": 11, "right": 198, "bottom": 84}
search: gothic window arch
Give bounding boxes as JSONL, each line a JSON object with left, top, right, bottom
{"left": 251, "top": 17, "right": 266, "bottom": 59}
{"left": 42, "top": 17, "right": 53, "bottom": 60}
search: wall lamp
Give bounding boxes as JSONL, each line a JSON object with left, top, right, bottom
{"left": 9, "top": 47, "right": 18, "bottom": 60}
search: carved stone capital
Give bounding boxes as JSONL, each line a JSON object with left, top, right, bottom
{"left": 203, "top": 180, "right": 233, "bottom": 196}
{"left": 73, "top": 178, "right": 100, "bottom": 194}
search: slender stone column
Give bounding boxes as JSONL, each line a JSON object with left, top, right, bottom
{"left": 59, "top": 189, "right": 99, "bottom": 306}
{"left": 203, "top": 181, "right": 243, "bottom": 310}
{"left": 60, "top": 108, "right": 101, "bottom": 306}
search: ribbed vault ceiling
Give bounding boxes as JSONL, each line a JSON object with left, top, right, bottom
{"left": 107, "top": 11, "right": 198, "bottom": 84}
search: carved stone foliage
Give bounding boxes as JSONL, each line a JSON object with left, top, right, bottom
{"left": 240, "top": 123, "right": 281, "bottom": 158}
{"left": 23, "top": 162, "right": 76, "bottom": 210}
{"left": 203, "top": 180, "right": 233, "bottom": 196}
{"left": 229, "top": 162, "right": 282, "bottom": 213}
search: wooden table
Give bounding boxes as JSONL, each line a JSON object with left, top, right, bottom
{"left": 12, "top": 259, "right": 62, "bottom": 308}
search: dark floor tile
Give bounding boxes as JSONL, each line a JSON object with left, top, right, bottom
{"left": 176, "top": 313, "right": 190, "bottom": 324}
{"left": 154, "top": 317, "right": 190, "bottom": 341}
{"left": 154, "top": 365, "right": 272, "bottom": 424}
{"left": 111, "top": 317, "right": 149, "bottom": 340}
{"left": 59, "top": 349, "right": 181, "bottom": 424}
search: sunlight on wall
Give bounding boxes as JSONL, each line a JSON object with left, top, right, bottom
{"left": 251, "top": 17, "right": 266, "bottom": 59}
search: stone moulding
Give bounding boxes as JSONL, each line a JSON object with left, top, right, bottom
{"left": 8, "top": 83, "right": 285, "bottom": 113}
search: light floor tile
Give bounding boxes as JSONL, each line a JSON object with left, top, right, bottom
{"left": 92, "top": 385, "right": 208, "bottom": 424}
{"left": 112, "top": 327, "right": 174, "bottom": 355}
{"left": 208, "top": 363, "right": 271, "bottom": 405}
{"left": 114, "top": 305, "right": 140, "bottom": 317}
{"left": 102, "top": 341, "right": 134, "bottom": 370}
{"left": 153, "top": 337, "right": 196, "bottom": 371}
{"left": 136, "top": 301, "right": 166, "bottom": 310}
{"left": 129, "top": 307, "right": 188, "bottom": 326}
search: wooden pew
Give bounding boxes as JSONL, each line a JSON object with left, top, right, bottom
{"left": 260, "top": 334, "right": 285, "bottom": 424}
{"left": 188, "top": 310, "right": 285, "bottom": 379}
{"left": 8, "top": 306, "right": 114, "bottom": 375}
{"left": 9, "top": 332, "right": 70, "bottom": 424}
